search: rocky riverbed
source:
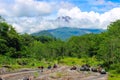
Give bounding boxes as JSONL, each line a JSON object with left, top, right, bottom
{"left": 0, "top": 66, "right": 108, "bottom": 80}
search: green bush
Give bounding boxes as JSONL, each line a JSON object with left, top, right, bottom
{"left": 110, "top": 63, "right": 120, "bottom": 74}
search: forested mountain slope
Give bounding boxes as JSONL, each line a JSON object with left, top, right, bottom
{"left": 32, "top": 27, "right": 104, "bottom": 40}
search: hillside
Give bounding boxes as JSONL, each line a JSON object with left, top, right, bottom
{"left": 32, "top": 30, "right": 54, "bottom": 38}
{"left": 32, "top": 27, "right": 104, "bottom": 40}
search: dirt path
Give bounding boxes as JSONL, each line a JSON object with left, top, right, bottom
{"left": 0, "top": 66, "right": 108, "bottom": 80}
{"left": 36, "top": 66, "right": 68, "bottom": 80}
{"left": 83, "top": 73, "right": 108, "bottom": 80}
{"left": 36, "top": 66, "right": 108, "bottom": 80}
{"left": 0, "top": 70, "right": 38, "bottom": 80}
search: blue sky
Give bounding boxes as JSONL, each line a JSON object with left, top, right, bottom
{"left": 0, "top": 0, "right": 120, "bottom": 33}
{"left": 36, "top": 0, "right": 120, "bottom": 12}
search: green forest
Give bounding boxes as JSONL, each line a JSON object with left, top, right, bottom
{"left": 0, "top": 16, "right": 120, "bottom": 79}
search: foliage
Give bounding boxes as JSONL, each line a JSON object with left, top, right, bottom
{"left": 58, "top": 57, "right": 101, "bottom": 66}
{"left": 108, "top": 73, "right": 120, "bottom": 80}
{"left": 0, "top": 17, "right": 120, "bottom": 78}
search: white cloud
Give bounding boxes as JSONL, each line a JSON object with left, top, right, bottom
{"left": 88, "top": 0, "right": 120, "bottom": 12}
{"left": 0, "top": 0, "right": 54, "bottom": 17}
{"left": 1, "top": 0, "right": 120, "bottom": 33}
{"left": 100, "top": 8, "right": 120, "bottom": 28}
{"left": 57, "top": 7, "right": 120, "bottom": 29}
{"left": 0, "top": 0, "right": 74, "bottom": 17}
{"left": 6, "top": 17, "right": 59, "bottom": 33}
{"left": 5, "top": 7, "right": 120, "bottom": 33}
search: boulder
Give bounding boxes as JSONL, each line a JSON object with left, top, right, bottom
{"left": 91, "top": 67, "right": 98, "bottom": 72}
{"left": 70, "top": 66, "right": 77, "bottom": 70}
{"left": 100, "top": 69, "right": 106, "bottom": 74}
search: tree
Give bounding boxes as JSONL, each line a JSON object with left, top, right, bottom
{"left": 0, "top": 16, "right": 5, "bottom": 22}
{"left": 97, "top": 20, "right": 120, "bottom": 68}
{"left": 107, "top": 20, "right": 120, "bottom": 37}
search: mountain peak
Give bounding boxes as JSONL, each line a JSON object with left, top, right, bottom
{"left": 57, "top": 16, "right": 71, "bottom": 22}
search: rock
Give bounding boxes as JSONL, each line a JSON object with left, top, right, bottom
{"left": 0, "top": 77, "right": 3, "bottom": 80}
{"left": 80, "top": 67, "right": 85, "bottom": 71}
{"left": 23, "top": 77, "right": 29, "bottom": 80}
{"left": 91, "top": 67, "right": 98, "bottom": 72}
{"left": 100, "top": 69, "right": 106, "bottom": 74}
{"left": 70, "top": 66, "right": 77, "bottom": 70}
{"left": 47, "top": 65, "right": 52, "bottom": 69}
{"left": 80, "top": 64, "right": 90, "bottom": 71}
{"left": 0, "top": 68, "right": 7, "bottom": 74}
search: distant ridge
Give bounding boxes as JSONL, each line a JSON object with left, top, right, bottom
{"left": 32, "top": 30, "right": 54, "bottom": 37}
{"left": 31, "top": 27, "right": 104, "bottom": 40}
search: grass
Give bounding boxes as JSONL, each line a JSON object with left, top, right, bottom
{"left": 50, "top": 72, "right": 65, "bottom": 79}
{"left": 0, "top": 55, "right": 53, "bottom": 70}
{"left": 56, "top": 72, "right": 63, "bottom": 78}
{"left": 0, "top": 55, "right": 102, "bottom": 69}
{"left": 108, "top": 70, "right": 120, "bottom": 80}
{"left": 34, "top": 72, "right": 39, "bottom": 78}
{"left": 108, "top": 73, "right": 120, "bottom": 80}
{"left": 1, "top": 55, "right": 120, "bottom": 80}
{"left": 58, "top": 57, "right": 102, "bottom": 66}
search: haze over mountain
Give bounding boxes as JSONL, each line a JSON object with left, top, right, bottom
{"left": 32, "top": 16, "right": 104, "bottom": 40}
{"left": 32, "top": 27, "right": 104, "bottom": 40}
